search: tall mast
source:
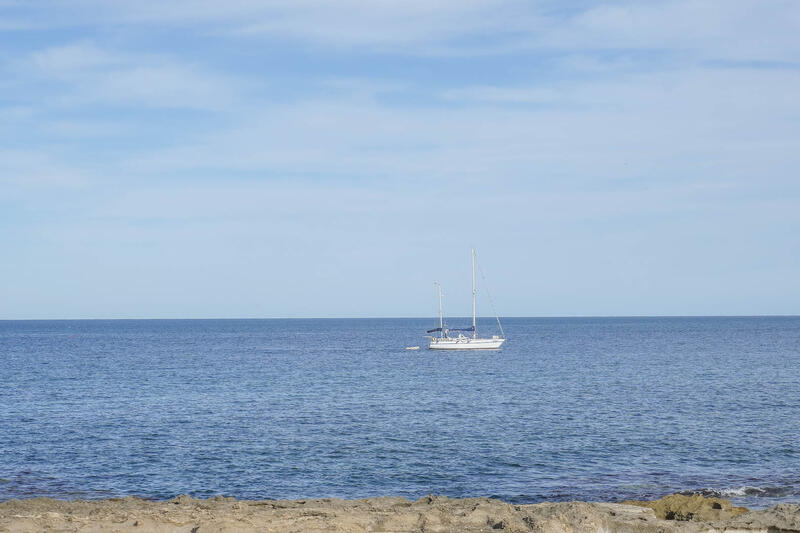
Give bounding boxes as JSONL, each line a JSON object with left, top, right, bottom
{"left": 471, "top": 248, "right": 477, "bottom": 339}
{"left": 436, "top": 281, "right": 443, "bottom": 338}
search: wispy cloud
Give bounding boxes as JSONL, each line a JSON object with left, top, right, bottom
{"left": 122, "top": 62, "right": 800, "bottom": 193}
{"left": 551, "top": 1, "right": 800, "bottom": 62}
{"left": 7, "top": 0, "right": 800, "bottom": 61}
{"left": 15, "top": 42, "right": 244, "bottom": 110}
{"left": 30, "top": 42, "right": 115, "bottom": 72}
{"left": 442, "top": 86, "right": 564, "bottom": 105}
{"left": 0, "top": 149, "right": 90, "bottom": 188}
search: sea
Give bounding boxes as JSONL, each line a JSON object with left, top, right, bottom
{"left": 1, "top": 317, "right": 799, "bottom": 509}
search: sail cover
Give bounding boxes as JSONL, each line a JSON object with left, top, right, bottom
{"left": 426, "top": 327, "right": 442, "bottom": 333}
{"left": 450, "top": 326, "right": 475, "bottom": 332}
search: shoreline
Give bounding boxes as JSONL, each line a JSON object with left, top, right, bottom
{"left": 1, "top": 493, "right": 798, "bottom": 532}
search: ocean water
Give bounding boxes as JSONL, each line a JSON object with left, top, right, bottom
{"left": 1, "top": 317, "right": 799, "bottom": 509}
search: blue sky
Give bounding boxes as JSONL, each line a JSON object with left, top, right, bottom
{"left": 1, "top": 0, "right": 799, "bottom": 319}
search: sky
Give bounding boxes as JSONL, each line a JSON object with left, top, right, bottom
{"left": 1, "top": 0, "right": 799, "bottom": 319}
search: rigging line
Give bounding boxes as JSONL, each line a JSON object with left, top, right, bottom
{"left": 476, "top": 256, "right": 506, "bottom": 339}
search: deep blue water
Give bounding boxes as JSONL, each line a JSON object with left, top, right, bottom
{"left": 1, "top": 317, "right": 799, "bottom": 509}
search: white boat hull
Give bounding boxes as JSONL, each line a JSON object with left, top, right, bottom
{"left": 429, "top": 337, "right": 505, "bottom": 350}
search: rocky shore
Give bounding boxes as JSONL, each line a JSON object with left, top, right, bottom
{"left": 1, "top": 493, "right": 798, "bottom": 532}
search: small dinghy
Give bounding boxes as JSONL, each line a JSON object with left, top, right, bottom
{"left": 405, "top": 346, "right": 420, "bottom": 350}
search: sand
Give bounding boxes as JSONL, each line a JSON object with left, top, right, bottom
{"left": 1, "top": 493, "right": 799, "bottom": 532}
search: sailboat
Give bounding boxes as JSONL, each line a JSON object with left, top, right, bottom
{"left": 427, "top": 249, "right": 506, "bottom": 350}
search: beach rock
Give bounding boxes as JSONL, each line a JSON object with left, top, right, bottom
{"left": 1, "top": 494, "right": 799, "bottom": 532}
{"left": 722, "top": 503, "right": 800, "bottom": 531}
{"left": 621, "top": 493, "right": 749, "bottom": 521}
{"left": 169, "top": 494, "right": 195, "bottom": 505}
